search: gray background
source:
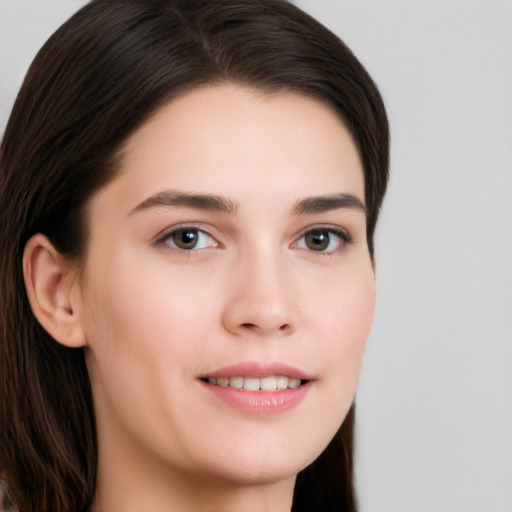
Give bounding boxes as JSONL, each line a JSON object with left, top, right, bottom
{"left": 1, "top": 1, "right": 511, "bottom": 510}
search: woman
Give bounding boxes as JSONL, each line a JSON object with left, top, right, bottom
{"left": 0, "top": 1, "right": 389, "bottom": 511}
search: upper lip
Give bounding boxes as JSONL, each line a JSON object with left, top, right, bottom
{"left": 201, "top": 361, "right": 314, "bottom": 381}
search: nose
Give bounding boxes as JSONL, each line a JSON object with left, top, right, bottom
{"left": 221, "top": 248, "right": 298, "bottom": 338}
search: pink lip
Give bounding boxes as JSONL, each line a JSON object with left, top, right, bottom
{"left": 203, "top": 361, "right": 314, "bottom": 380}
{"left": 199, "top": 361, "right": 314, "bottom": 415}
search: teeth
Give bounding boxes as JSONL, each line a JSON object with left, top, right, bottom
{"left": 276, "top": 376, "right": 288, "bottom": 390}
{"left": 243, "top": 377, "right": 260, "bottom": 391}
{"left": 288, "top": 378, "right": 301, "bottom": 389}
{"left": 206, "top": 375, "right": 304, "bottom": 391}
{"left": 229, "top": 376, "right": 244, "bottom": 389}
{"left": 260, "top": 376, "right": 277, "bottom": 391}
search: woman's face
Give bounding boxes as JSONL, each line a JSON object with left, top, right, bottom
{"left": 78, "top": 85, "right": 375, "bottom": 492}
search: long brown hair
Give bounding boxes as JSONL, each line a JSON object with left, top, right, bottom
{"left": 0, "top": 1, "right": 389, "bottom": 510}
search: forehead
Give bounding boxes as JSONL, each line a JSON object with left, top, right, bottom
{"left": 92, "top": 84, "right": 365, "bottom": 222}
{"left": 120, "top": 84, "right": 363, "bottom": 193}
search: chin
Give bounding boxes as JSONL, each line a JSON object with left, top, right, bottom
{"left": 188, "top": 431, "right": 327, "bottom": 488}
{"left": 200, "top": 459, "right": 303, "bottom": 488}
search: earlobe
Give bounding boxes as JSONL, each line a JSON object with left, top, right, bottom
{"left": 23, "top": 233, "right": 86, "bottom": 348}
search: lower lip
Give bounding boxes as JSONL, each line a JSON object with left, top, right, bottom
{"left": 200, "top": 380, "right": 312, "bottom": 414}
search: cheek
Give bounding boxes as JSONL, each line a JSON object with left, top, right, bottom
{"left": 81, "top": 253, "right": 223, "bottom": 417}
{"left": 81, "top": 261, "right": 213, "bottom": 457}
{"left": 335, "top": 272, "right": 376, "bottom": 351}
{"left": 84, "top": 250, "right": 211, "bottom": 342}
{"left": 316, "top": 263, "right": 376, "bottom": 405}
{"left": 83, "top": 270, "right": 194, "bottom": 386}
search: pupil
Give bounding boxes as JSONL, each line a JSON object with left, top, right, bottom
{"left": 175, "top": 229, "right": 198, "bottom": 249}
{"left": 306, "top": 231, "right": 329, "bottom": 251}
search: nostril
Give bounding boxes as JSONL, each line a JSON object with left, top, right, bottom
{"left": 239, "top": 322, "right": 291, "bottom": 333}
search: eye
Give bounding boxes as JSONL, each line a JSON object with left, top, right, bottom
{"left": 161, "top": 227, "right": 216, "bottom": 250}
{"left": 295, "top": 228, "right": 350, "bottom": 253}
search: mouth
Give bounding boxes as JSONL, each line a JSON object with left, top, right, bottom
{"left": 199, "top": 363, "right": 313, "bottom": 414}
{"left": 200, "top": 375, "right": 308, "bottom": 391}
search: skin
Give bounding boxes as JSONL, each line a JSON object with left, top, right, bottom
{"left": 25, "top": 85, "right": 375, "bottom": 511}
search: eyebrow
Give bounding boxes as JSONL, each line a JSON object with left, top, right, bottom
{"left": 130, "top": 189, "right": 366, "bottom": 217}
{"left": 291, "top": 193, "right": 367, "bottom": 216}
{"left": 130, "top": 190, "right": 239, "bottom": 215}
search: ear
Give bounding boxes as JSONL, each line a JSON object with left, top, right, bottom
{"left": 23, "top": 234, "right": 86, "bottom": 348}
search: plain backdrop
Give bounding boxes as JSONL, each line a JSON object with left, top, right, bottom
{"left": 1, "top": 1, "right": 511, "bottom": 511}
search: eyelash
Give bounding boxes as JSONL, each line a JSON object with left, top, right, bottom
{"left": 154, "top": 224, "right": 217, "bottom": 251}
{"left": 154, "top": 224, "right": 353, "bottom": 254}
{"left": 294, "top": 226, "right": 353, "bottom": 254}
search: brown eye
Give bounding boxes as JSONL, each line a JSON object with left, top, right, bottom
{"left": 296, "top": 228, "right": 349, "bottom": 253}
{"left": 164, "top": 228, "right": 213, "bottom": 250}
{"left": 304, "top": 230, "right": 331, "bottom": 251}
